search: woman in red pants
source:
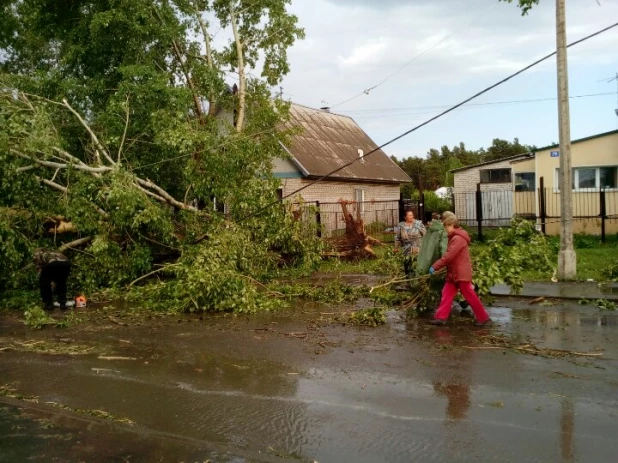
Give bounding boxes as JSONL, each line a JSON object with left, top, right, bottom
{"left": 428, "top": 216, "right": 492, "bottom": 327}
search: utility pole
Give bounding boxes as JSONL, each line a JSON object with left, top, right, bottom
{"left": 555, "top": 0, "right": 576, "bottom": 279}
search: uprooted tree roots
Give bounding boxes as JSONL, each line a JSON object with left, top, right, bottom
{"left": 324, "top": 201, "right": 381, "bottom": 259}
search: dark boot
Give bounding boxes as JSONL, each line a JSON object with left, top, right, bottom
{"left": 473, "top": 319, "right": 493, "bottom": 327}
{"left": 429, "top": 319, "right": 447, "bottom": 326}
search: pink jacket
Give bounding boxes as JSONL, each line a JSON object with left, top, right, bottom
{"left": 432, "top": 228, "right": 473, "bottom": 282}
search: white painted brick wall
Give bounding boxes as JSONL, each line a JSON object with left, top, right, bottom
{"left": 281, "top": 178, "right": 400, "bottom": 203}
{"left": 453, "top": 160, "right": 515, "bottom": 222}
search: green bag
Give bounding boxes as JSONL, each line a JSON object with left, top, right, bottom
{"left": 416, "top": 220, "right": 448, "bottom": 274}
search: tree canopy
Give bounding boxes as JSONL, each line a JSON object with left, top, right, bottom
{"left": 393, "top": 138, "right": 535, "bottom": 195}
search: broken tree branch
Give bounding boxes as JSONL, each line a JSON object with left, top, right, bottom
{"left": 58, "top": 236, "right": 93, "bottom": 253}
{"left": 61, "top": 98, "right": 115, "bottom": 165}
{"left": 11, "top": 149, "right": 112, "bottom": 174}
{"left": 129, "top": 264, "right": 180, "bottom": 287}
{"left": 36, "top": 176, "right": 67, "bottom": 194}
{"left": 135, "top": 178, "right": 198, "bottom": 212}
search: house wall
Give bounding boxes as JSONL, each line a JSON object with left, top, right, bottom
{"left": 453, "top": 158, "right": 516, "bottom": 194}
{"left": 280, "top": 178, "right": 400, "bottom": 203}
{"left": 280, "top": 178, "right": 402, "bottom": 235}
{"left": 535, "top": 132, "right": 618, "bottom": 235}
{"left": 453, "top": 158, "right": 516, "bottom": 224}
{"left": 273, "top": 157, "right": 302, "bottom": 177}
{"left": 512, "top": 158, "right": 535, "bottom": 173}
{"left": 511, "top": 158, "right": 537, "bottom": 218}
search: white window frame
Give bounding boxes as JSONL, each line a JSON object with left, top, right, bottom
{"left": 553, "top": 165, "right": 618, "bottom": 192}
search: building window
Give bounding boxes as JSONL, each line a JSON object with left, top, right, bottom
{"left": 480, "top": 168, "right": 512, "bottom": 184}
{"left": 554, "top": 166, "right": 618, "bottom": 191}
{"left": 600, "top": 166, "right": 618, "bottom": 189}
{"left": 355, "top": 189, "right": 365, "bottom": 212}
{"left": 276, "top": 188, "right": 283, "bottom": 201}
{"left": 515, "top": 172, "right": 535, "bottom": 192}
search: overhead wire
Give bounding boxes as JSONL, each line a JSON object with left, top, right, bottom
{"left": 238, "top": 20, "right": 618, "bottom": 223}
{"left": 328, "top": 0, "right": 500, "bottom": 109}
{"left": 340, "top": 92, "right": 616, "bottom": 117}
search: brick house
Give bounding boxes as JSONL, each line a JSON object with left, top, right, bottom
{"left": 451, "top": 129, "right": 618, "bottom": 234}
{"left": 275, "top": 103, "right": 411, "bottom": 201}
{"left": 451, "top": 154, "right": 533, "bottom": 226}
{"left": 274, "top": 103, "right": 412, "bottom": 234}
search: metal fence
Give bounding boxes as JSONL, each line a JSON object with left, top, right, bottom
{"left": 291, "top": 198, "right": 422, "bottom": 239}
{"left": 453, "top": 183, "right": 618, "bottom": 241}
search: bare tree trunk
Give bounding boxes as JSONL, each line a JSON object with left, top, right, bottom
{"left": 152, "top": 7, "right": 204, "bottom": 123}
{"left": 195, "top": 9, "right": 218, "bottom": 118}
{"left": 230, "top": 5, "right": 246, "bottom": 132}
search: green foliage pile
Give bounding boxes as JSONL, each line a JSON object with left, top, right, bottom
{"left": 605, "top": 262, "right": 618, "bottom": 282}
{"left": 472, "top": 218, "right": 555, "bottom": 296}
{"left": 348, "top": 307, "right": 386, "bottom": 327}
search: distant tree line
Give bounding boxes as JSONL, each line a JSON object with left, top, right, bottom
{"left": 392, "top": 138, "right": 535, "bottom": 197}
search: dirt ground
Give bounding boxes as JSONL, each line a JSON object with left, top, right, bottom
{"left": 1, "top": 297, "right": 617, "bottom": 462}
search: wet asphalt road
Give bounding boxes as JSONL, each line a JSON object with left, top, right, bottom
{"left": 1, "top": 298, "right": 617, "bottom": 462}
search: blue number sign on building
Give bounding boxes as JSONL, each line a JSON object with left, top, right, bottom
{"left": 550, "top": 150, "right": 559, "bottom": 158}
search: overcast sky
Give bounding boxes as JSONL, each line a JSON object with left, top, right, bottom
{"left": 277, "top": 0, "right": 618, "bottom": 159}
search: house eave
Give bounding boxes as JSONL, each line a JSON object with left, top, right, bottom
{"left": 304, "top": 175, "right": 410, "bottom": 185}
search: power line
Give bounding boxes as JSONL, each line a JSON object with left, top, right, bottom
{"left": 340, "top": 92, "right": 615, "bottom": 116}
{"left": 328, "top": 0, "right": 499, "bottom": 109}
{"left": 240, "top": 20, "right": 618, "bottom": 223}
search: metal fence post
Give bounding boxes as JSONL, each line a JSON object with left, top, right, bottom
{"left": 315, "top": 201, "right": 322, "bottom": 238}
{"left": 539, "top": 176, "right": 546, "bottom": 235}
{"left": 476, "top": 183, "right": 483, "bottom": 241}
{"left": 600, "top": 188, "right": 606, "bottom": 243}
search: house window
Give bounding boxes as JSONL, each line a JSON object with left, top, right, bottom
{"left": 515, "top": 172, "right": 535, "bottom": 192}
{"left": 355, "top": 189, "right": 365, "bottom": 212}
{"left": 480, "top": 168, "right": 512, "bottom": 184}
{"left": 276, "top": 188, "right": 283, "bottom": 201}
{"left": 554, "top": 166, "right": 618, "bottom": 191}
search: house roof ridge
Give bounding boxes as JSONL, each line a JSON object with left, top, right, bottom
{"left": 533, "top": 129, "right": 618, "bottom": 152}
{"left": 289, "top": 101, "right": 354, "bottom": 120}
{"left": 450, "top": 152, "right": 533, "bottom": 173}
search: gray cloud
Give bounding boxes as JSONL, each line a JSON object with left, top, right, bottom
{"left": 276, "top": 0, "right": 617, "bottom": 155}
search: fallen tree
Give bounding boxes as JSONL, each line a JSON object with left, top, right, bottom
{"left": 0, "top": 0, "right": 323, "bottom": 312}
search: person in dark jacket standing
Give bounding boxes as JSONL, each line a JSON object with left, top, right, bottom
{"left": 428, "top": 216, "right": 491, "bottom": 327}
{"left": 34, "top": 249, "right": 71, "bottom": 310}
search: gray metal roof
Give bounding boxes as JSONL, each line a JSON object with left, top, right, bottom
{"left": 283, "top": 103, "right": 411, "bottom": 184}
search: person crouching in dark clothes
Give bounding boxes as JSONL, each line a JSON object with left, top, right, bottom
{"left": 34, "top": 249, "right": 71, "bottom": 310}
